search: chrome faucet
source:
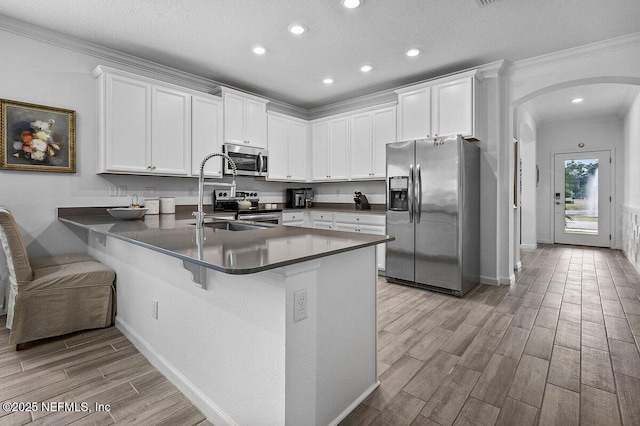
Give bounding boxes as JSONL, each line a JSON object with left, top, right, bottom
{"left": 194, "top": 153, "right": 237, "bottom": 227}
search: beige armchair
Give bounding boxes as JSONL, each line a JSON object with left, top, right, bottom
{"left": 0, "top": 207, "right": 115, "bottom": 348}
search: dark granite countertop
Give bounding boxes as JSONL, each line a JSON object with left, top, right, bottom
{"left": 58, "top": 207, "right": 393, "bottom": 275}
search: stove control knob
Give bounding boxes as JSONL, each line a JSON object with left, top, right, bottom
{"left": 222, "top": 192, "right": 227, "bottom": 197}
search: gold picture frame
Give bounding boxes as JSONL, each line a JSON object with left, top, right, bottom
{"left": 1, "top": 99, "right": 76, "bottom": 173}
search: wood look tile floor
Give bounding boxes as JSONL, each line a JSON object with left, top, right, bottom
{"left": 3, "top": 244, "right": 640, "bottom": 425}
{"left": 0, "top": 316, "right": 210, "bottom": 425}
{"left": 342, "top": 244, "right": 640, "bottom": 426}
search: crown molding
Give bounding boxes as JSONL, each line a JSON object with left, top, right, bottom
{"left": 506, "top": 32, "right": 640, "bottom": 75}
{"left": 0, "top": 14, "right": 224, "bottom": 94}
{"left": 308, "top": 89, "right": 398, "bottom": 120}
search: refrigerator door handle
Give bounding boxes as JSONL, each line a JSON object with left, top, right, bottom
{"left": 416, "top": 164, "right": 422, "bottom": 223}
{"left": 408, "top": 164, "right": 414, "bottom": 223}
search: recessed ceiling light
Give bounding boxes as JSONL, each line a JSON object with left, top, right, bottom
{"left": 360, "top": 64, "right": 373, "bottom": 72}
{"left": 342, "top": 0, "right": 362, "bottom": 8}
{"left": 288, "top": 24, "right": 307, "bottom": 35}
{"left": 323, "top": 78, "right": 334, "bottom": 84}
{"left": 252, "top": 46, "right": 268, "bottom": 55}
{"left": 572, "top": 98, "right": 584, "bottom": 103}
{"left": 405, "top": 48, "right": 421, "bottom": 57}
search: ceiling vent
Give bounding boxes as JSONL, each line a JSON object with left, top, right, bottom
{"left": 475, "top": 0, "right": 497, "bottom": 6}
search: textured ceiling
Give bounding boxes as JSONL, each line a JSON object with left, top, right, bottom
{"left": 0, "top": 0, "right": 639, "bottom": 109}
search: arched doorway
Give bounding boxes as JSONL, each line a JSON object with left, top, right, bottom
{"left": 511, "top": 77, "right": 640, "bottom": 268}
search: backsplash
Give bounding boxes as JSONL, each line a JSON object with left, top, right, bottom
{"left": 311, "top": 181, "right": 386, "bottom": 205}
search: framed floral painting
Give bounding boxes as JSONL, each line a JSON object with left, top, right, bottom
{"left": 1, "top": 99, "right": 76, "bottom": 173}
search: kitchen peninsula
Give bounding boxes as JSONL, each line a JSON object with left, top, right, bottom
{"left": 58, "top": 208, "right": 392, "bottom": 426}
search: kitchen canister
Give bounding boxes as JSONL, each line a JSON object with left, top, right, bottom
{"left": 159, "top": 197, "right": 175, "bottom": 214}
{"left": 145, "top": 198, "right": 159, "bottom": 215}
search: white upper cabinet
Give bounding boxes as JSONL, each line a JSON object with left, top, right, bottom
{"left": 395, "top": 70, "right": 477, "bottom": 141}
{"left": 312, "top": 117, "right": 349, "bottom": 181}
{"left": 267, "top": 113, "right": 308, "bottom": 182}
{"left": 94, "top": 66, "right": 227, "bottom": 177}
{"left": 349, "top": 112, "right": 372, "bottom": 179}
{"left": 431, "top": 76, "right": 474, "bottom": 139}
{"left": 288, "top": 120, "right": 308, "bottom": 181}
{"left": 397, "top": 87, "right": 431, "bottom": 141}
{"left": 328, "top": 118, "right": 349, "bottom": 181}
{"left": 222, "top": 87, "right": 268, "bottom": 148}
{"left": 191, "top": 95, "right": 223, "bottom": 177}
{"left": 311, "top": 122, "right": 330, "bottom": 181}
{"left": 349, "top": 106, "right": 396, "bottom": 179}
{"left": 151, "top": 86, "right": 191, "bottom": 175}
{"left": 95, "top": 66, "right": 193, "bottom": 176}
{"left": 100, "top": 72, "right": 152, "bottom": 174}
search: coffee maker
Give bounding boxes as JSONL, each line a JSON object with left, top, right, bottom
{"left": 286, "top": 188, "right": 314, "bottom": 208}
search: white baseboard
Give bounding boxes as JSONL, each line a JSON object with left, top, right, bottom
{"left": 514, "top": 261, "right": 522, "bottom": 270}
{"left": 115, "top": 318, "right": 237, "bottom": 426}
{"left": 479, "top": 275, "right": 499, "bottom": 285}
{"left": 521, "top": 243, "right": 538, "bottom": 250}
{"left": 328, "top": 381, "right": 380, "bottom": 426}
{"left": 499, "top": 274, "right": 516, "bottom": 286}
{"left": 537, "top": 239, "right": 553, "bottom": 244}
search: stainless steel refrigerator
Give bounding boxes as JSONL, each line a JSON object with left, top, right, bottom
{"left": 386, "top": 136, "right": 480, "bottom": 296}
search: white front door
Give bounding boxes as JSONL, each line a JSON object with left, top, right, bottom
{"left": 554, "top": 151, "right": 611, "bottom": 247}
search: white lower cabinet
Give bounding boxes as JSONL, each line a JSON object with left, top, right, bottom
{"left": 282, "top": 211, "right": 307, "bottom": 227}
{"left": 283, "top": 210, "right": 386, "bottom": 271}
{"left": 334, "top": 213, "right": 386, "bottom": 271}
{"left": 311, "top": 212, "right": 334, "bottom": 230}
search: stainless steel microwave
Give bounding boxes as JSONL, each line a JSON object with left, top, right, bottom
{"left": 222, "top": 144, "right": 268, "bottom": 177}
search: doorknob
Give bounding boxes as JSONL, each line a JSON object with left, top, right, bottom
{"left": 555, "top": 201, "right": 562, "bottom": 205}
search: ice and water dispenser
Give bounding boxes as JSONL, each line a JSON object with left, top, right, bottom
{"left": 388, "top": 176, "right": 409, "bottom": 211}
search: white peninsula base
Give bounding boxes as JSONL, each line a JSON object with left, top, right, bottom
{"left": 88, "top": 232, "right": 379, "bottom": 426}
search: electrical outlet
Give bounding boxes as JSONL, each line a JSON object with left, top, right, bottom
{"left": 151, "top": 299, "right": 158, "bottom": 319}
{"left": 118, "top": 186, "right": 127, "bottom": 197}
{"left": 109, "top": 185, "right": 118, "bottom": 197}
{"left": 294, "top": 289, "right": 308, "bottom": 322}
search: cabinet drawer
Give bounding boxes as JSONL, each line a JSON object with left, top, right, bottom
{"left": 334, "top": 212, "right": 385, "bottom": 226}
{"left": 282, "top": 212, "right": 304, "bottom": 222}
{"left": 310, "top": 212, "right": 334, "bottom": 222}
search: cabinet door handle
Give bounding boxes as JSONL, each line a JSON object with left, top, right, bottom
{"left": 152, "top": 165, "right": 157, "bottom": 170}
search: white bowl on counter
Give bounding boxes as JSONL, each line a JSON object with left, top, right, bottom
{"left": 107, "top": 207, "right": 148, "bottom": 220}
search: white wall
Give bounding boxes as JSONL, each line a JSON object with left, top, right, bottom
{"left": 624, "top": 94, "right": 640, "bottom": 208}
{"left": 622, "top": 93, "right": 640, "bottom": 271}
{"left": 535, "top": 117, "right": 624, "bottom": 246}
{"left": 518, "top": 108, "right": 537, "bottom": 249}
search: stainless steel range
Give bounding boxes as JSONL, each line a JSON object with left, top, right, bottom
{"left": 213, "top": 190, "right": 282, "bottom": 224}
